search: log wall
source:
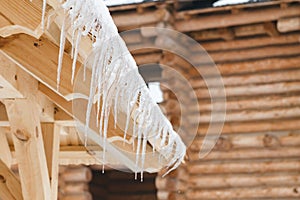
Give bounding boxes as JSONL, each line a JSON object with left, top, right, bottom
{"left": 105, "top": 0, "right": 300, "bottom": 199}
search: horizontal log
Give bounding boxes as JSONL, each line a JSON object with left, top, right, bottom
{"left": 157, "top": 191, "right": 185, "bottom": 200}
{"left": 190, "top": 69, "right": 300, "bottom": 88}
{"left": 185, "top": 95, "right": 300, "bottom": 113}
{"left": 186, "top": 186, "right": 300, "bottom": 199}
{"left": 188, "top": 159, "right": 300, "bottom": 174}
{"left": 278, "top": 17, "right": 300, "bottom": 33}
{"left": 190, "top": 131, "right": 300, "bottom": 151}
{"left": 133, "top": 52, "right": 162, "bottom": 65}
{"left": 175, "top": 5, "right": 300, "bottom": 32}
{"left": 234, "top": 23, "right": 269, "bottom": 37}
{"left": 192, "top": 44, "right": 300, "bottom": 65}
{"left": 156, "top": 177, "right": 187, "bottom": 191}
{"left": 62, "top": 166, "right": 92, "bottom": 183}
{"left": 188, "top": 146, "right": 300, "bottom": 161}
{"left": 189, "top": 173, "right": 300, "bottom": 189}
{"left": 190, "top": 28, "right": 234, "bottom": 41}
{"left": 189, "top": 107, "right": 300, "bottom": 124}
{"left": 192, "top": 82, "right": 300, "bottom": 99}
{"left": 61, "top": 192, "right": 92, "bottom": 200}
{"left": 189, "top": 57, "right": 300, "bottom": 77}
{"left": 106, "top": 194, "right": 157, "bottom": 200}
{"left": 201, "top": 33, "right": 300, "bottom": 52}
{"left": 62, "top": 183, "right": 89, "bottom": 194}
{"left": 112, "top": 9, "right": 168, "bottom": 30}
{"left": 196, "top": 118, "right": 300, "bottom": 136}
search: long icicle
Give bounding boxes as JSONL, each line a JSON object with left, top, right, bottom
{"left": 57, "top": 12, "right": 67, "bottom": 90}
{"left": 57, "top": 0, "right": 186, "bottom": 176}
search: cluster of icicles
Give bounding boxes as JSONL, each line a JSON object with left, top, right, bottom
{"left": 44, "top": 0, "right": 186, "bottom": 179}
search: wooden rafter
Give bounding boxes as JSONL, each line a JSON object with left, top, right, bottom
{"left": 0, "top": 32, "right": 170, "bottom": 172}
{"left": 0, "top": 159, "right": 23, "bottom": 200}
{"left": 4, "top": 99, "right": 51, "bottom": 200}
{"left": 41, "top": 123, "right": 60, "bottom": 200}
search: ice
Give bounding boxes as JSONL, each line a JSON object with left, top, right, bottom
{"left": 54, "top": 0, "right": 186, "bottom": 176}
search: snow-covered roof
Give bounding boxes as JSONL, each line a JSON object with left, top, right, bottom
{"left": 214, "top": 0, "right": 268, "bottom": 7}
{"left": 104, "top": 0, "right": 158, "bottom": 6}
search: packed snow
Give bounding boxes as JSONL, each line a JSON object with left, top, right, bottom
{"left": 214, "top": 0, "right": 259, "bottom": 7}
{"left": 103, "top": 0, "right": 156, "bottom": 6}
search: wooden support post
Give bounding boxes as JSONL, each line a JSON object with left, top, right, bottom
{"left": 0, "top": 159, "right": 23, "bottom": 200}
{"left": 0, "top": 128, "right": 12, "bottom": 167}
{"left": 4, "top": 99, "right": 51, "bottom": 200}
{"left": 41, "top": 123, "right": 60, "bottom": 200}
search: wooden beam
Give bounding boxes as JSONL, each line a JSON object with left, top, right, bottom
{"left": 175, "top": 5, "right": 300, "bottom": 32}
{"left": 4, "top": 99, "right": 51, "bottom": 200}
{"left": 197, "top": 118, "right": 300, "bottom": 135}
{"left": 0, "top": 159, "right": 23, "bottom": 200}
{"left": 190, "top": 28, "right": 234, "bottom": 41}
{"left": 277, "top": 17, "right": 300, "bottom": 33}
{"left": 186, "top": 186, "right": 300, "bottom": 199}
{"left": 192, "top": 44, "right": 300, "bottom": 65}
{"left": 200, "top": 33, "right": 300, "bottom": 52}
{"left": 192, "top": 81, "right": 300, "bottom": 99}
{"left": 189, "top": 57, "right": 300, "bottom": 77}
{"left": 112, "top": 9, "right": 168, "bottom": 30}
{"left": 0, "top": 34, "right": 77, "bottom": 97}
{"left": 0, "top": 128, "right": 12, "bottom": 167}
{"left": 0, "top": 54, "right": 55, "bottom": 122}
{"left": 190, "top": 131, "right": 300, "bottom": 151}
{"left": 41, "top": 123, "right": 60, "bottom": 200}
{"left": 188, "top": 146, "right": 300, "bottom": 161}
{"left": 0, "top": 0, "right": 42, "bottom": 30}
{"left": 171, "top": 95, "right": 300, "bottom": 113}
{"left": 0, "top": 75, "right": 23, "bottom": 99}
{"left": 190, "top": 68, "right": 300, "bottom": 88}
{"left": 188, "top": 159, "right": 300, "bottom": 174}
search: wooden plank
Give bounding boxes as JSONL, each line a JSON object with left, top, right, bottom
{"left": 0, "top": 75, "right": 24, "bottom": 99}
{"left": 189, "top": 173, "right": 300, "bottom": 189}
{"left": 186, "top": 186, "right": 300, "bottom": 199}
{"left": 190, "top": 131, "right": 300, "bottom": 151}
{"left": 190, "top": 28, "right": 234, "bottom": 41}
{"left": 0, "top": 54, "right": 54, "bottom": 122}
{"left": 0, "top": 128, "right": 12, "bottom": 167}
{"left": 184, "top": 95, "right": 300, "bottom": 113}
{"left": 192, "top": 81, "right": 300, "bottom": 99}
{"left": 197, "top": 118, "right": 300, "bottom": 135}
{"left": 4, "top": 99, "right": 51, "bottom": 200}
{"left": 192, "top": 44, "right": 300, "bottom": 65}
{"left": 189, "top": 106, "right": 300, "bottom": 124}
{"left": 200, "top": 33, "right": 300, "bottom": 52}
{"left": 0, "top": 0, "right": 43, "bottom": 30}
{"left": 188, "top": 146, "right": 300, "bottom": 161}
{"left": 175, "top": 5, "right": 300, "bottom": 32}
{"left": 0, "top": 159, "right": 23, "bottom": 200}
{"left": 189, "top": 56, "right": 300, "bottom": 77}
{"left": 234, "top": 23, "right": 268, "bottom": 37}
{"left": 112, "top": 9, "right": 168, "bottom": 30}
{"left": 41, "top": 123, "right": 60, "bottom": 200}
{"left": 0, "top": 34, "right": 78, "bottom": 97}
{"left": 188, "top": 159, "right": 300, "bottom": 174}
{"left": 190, "top": 68, "right": 300, "bottom": 88}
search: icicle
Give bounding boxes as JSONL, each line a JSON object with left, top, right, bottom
{"left": 41, "top": 0, "right": 47, "bottom": 31}
{"left": 56, "top": 0, "right": 186, "bottom": 176}
{"left": 84, "top": 51, "right": 100, "bottom": 146}
{"left": 57, "top": 13, "right": 67, "bottom": 90}
{"left": 71, "top": 30, "right": 81, "bottom": 84}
